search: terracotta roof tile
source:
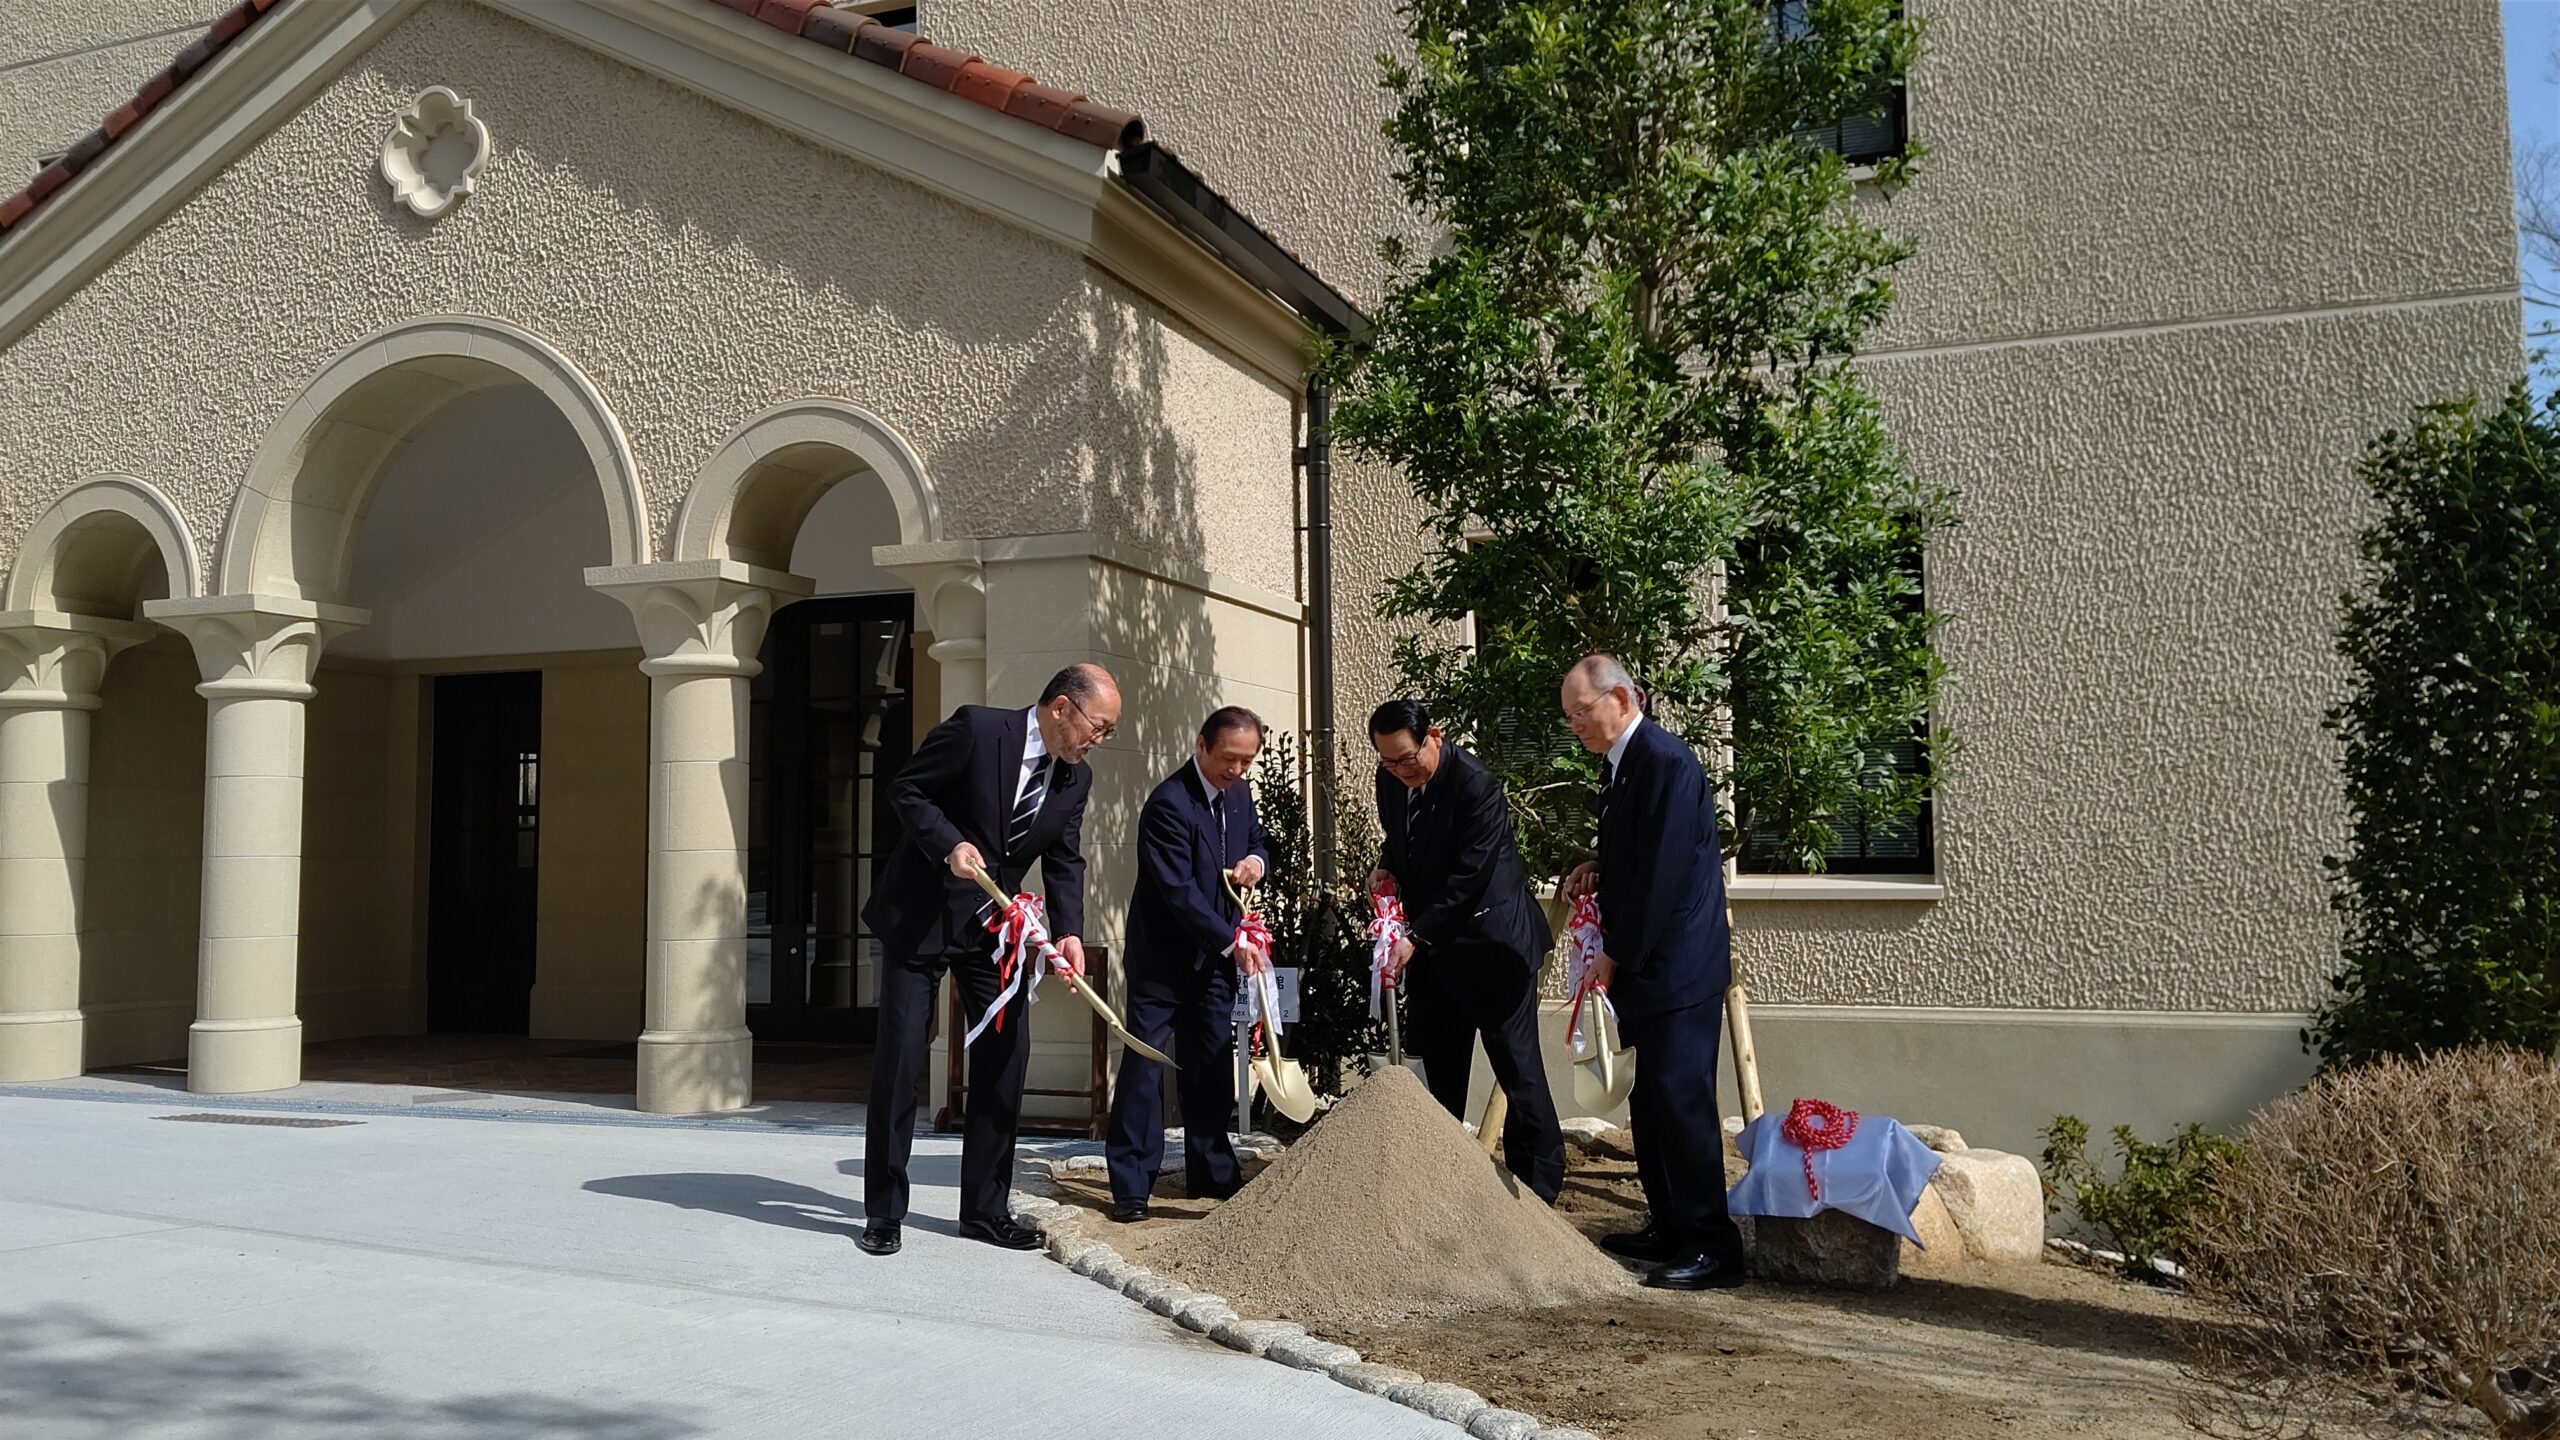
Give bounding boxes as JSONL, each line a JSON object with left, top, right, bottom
{"left": 710, "top": 2, "right": 1147, "bottom": 152}
{"left": 0, "top": 0, "right": 285, "bottom": 241}
{"left": 752, "top": 0, "right": 824, "bottom": 33}
{"left": 2, "top": 0, "right": 1150, "bottom": 246}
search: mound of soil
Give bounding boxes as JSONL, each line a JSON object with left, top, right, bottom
{"left": 1133, "top": 1066, "right": 1630, "bottom": 1329}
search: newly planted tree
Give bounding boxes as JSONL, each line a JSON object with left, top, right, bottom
{"left": 1332, "top": 0, "right": 1955, "bottom": 879}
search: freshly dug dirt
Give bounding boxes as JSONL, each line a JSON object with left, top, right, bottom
{"left": 1130, "top": 1067, "right": 1631, "bottom": 1329}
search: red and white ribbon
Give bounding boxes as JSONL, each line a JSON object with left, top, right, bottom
{"left": 966, "top": 891, "right": 1068, "bottom": 1048}
{"left": 1233, "top": 906, "right": 1280, "bottom": 1037}
{"left": 1563, "top": 895, "right": 1614, "bottom": 1050}
{"left": 1365, "top": 893, "right": 1410, "bottom": 1019}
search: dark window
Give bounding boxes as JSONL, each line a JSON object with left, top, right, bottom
{"left": 1796, "top": 87, "right": 1907, "bottom": 166}
{"left": 1774, "top": 0, "right": 1909, "bottom": 165}
{"left": 1738, "top": 724, "right": 1933, "bottom": 874}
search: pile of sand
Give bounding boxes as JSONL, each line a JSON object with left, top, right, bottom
{"left": 1133, "top": 1066, "right": 1631, "bottom": 1330}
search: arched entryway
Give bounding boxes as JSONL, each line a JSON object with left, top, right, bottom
{"left": 138, "top": 315, "right": 650, "bottom": 1094}
{"left": 0, "top": 476, "right": 198, "bottom": 1081}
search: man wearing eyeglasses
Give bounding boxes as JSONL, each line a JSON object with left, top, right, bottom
{"left": 1559, "top": 653, "right": 1747, "bottom": 1290}
{"left": 858, "top": 662, "right": 1120, "bottom": 1258}
{"left": 1367, "top": 697, "right": 1564, "bottom": 1203}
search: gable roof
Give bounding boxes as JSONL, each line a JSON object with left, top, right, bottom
{"left": 1, "top": 0, "right": 1146, "bottom": 241}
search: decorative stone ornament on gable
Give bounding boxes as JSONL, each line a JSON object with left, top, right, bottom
{"left": 379, "top": 87, "right": 489, "bottom": 219}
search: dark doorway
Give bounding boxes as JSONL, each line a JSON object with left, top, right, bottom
{"left": 426, "top": 671, "right": 541, "bottom": 1035}
{"left": 747, "top": 596, "right": 914, "bottom": 1043}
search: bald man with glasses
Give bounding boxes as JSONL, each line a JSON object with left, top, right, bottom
{"left": 1366, "top": 698, "right": 1564, "bottom": 1202}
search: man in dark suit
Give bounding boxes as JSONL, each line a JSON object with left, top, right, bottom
{"left": 857, "top": 662, "right": 1118, "bottom": 1257}
{"left": 1365, "top": 698, "right": 1565, "bottom": 1203}
{"left": 1102, "top": 706, "right": 1273, "bottom": 1221}
{"left": 1560, "top": 653, "right": 1747, "bottom": 1290}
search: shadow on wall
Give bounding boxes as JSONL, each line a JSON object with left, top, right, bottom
{"left": 0, "top": 1304, "right": 706, "bottom": 1439}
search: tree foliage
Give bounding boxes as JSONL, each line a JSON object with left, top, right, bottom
{"left": 1330, "top": 0, "right": 1955, "bottom": 878}
{"left": 2311, "top": 385, "right": 2560, "bottom": 1066}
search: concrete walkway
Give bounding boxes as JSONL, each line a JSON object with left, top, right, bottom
{"left": 0, "top": 1082, "right": 1461, "bottom": 1440}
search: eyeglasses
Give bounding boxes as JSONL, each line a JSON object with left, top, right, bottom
{"left": 1065, "top": 692, "right": 1116, "bottom": 744}
{"left": 1564, "top": 694, "right": 1612, "bottom": 725}
{"left": 1377, "top": 746, "right": 1429, "bottom": 773}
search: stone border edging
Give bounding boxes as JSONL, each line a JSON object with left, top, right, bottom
{"left": 1010, "top": 1166, "right": 1601, "bottom": 1440}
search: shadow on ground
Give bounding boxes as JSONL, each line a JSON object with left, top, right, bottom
{"left": 0, "top": 1304, "right": 703, "bottom": 1440}
{"left": 584, "top": 1171, "right": 960, "bottom": 1238}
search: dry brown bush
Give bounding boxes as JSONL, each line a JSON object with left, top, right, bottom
{"left": 2180, "top": 1048, "right": 2560, "bottom": 1439}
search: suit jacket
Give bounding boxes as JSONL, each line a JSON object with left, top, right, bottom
{"left": 1375, "top": 743, "right": 1551, "bottom": 971}
{"left": 1594, "top": 716, "right": 1730, "bottom": 1019}
{"left": 862, "top": 704, "right": 1091, "bottom": 959}
{"left": 1125, "top": 762, "right": 1272, "bottom": 977}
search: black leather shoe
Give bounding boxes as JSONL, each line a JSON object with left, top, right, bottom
{"left": 1106, "top": 1200, "right": 1150, "bottom": 1224}
{"left": 958, "top": 1217, "right": 1045, "bottom": 1251}
{"left": 1599, "top": 1224, "right": 1674, "bottom": 1262}
{"left": 1644, "top": 1252, "right": 1747, "bottom": 1290}
{"left": 856, "top": 1220, "right": 901, "bottom": 1256}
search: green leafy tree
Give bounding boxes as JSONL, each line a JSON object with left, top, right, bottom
{"left": 2311, "top": 384, "right": 2560, "bottom": 1066}
{"left": 1330, "top": 0, "right": 1955, "bottom": 879}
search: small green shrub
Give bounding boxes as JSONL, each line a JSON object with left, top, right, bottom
{"left": 2040, "top": 1115, "right": 2240, "bottom": 1283}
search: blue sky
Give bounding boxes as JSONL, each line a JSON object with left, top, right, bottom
{"left": 2507, "top": 3, "right": 2560, "bottom": 332}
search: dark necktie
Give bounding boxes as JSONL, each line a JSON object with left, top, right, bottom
{"left": 979, "top": 755, "right": 1051, "bottom": 923}
{"left": 1209, "top": 787, "right": 1228, "bottom": 856}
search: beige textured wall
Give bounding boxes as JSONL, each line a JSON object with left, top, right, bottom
{"left": 80, "top": 637, "right": 204, "bottom": 1067}
{"left": 0, "top": 0, "right": 1296, "bottom": 602}
{"left": 0, "top": 5, "right": 221, "bottom": 183}
{"left": 930, "top": 0, "right": 1429, "bottom": 723}
{"left": 924, "top": 0, "right": 2525, "bottom": 1018}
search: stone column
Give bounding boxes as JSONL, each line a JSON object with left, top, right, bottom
{"left": 0, "top": 613, "right": 155, "bottom": 1081}
{"left": 144, "top": 596, "right": 367, "bottom": 1094}
{"left": 588, "top": 561, "right": 812, "bottom": 1114}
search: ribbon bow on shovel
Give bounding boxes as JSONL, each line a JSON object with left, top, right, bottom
{"left": 1564, "top": 894, "right": 1636, "bottom": 1113}
{"left": 1367, "top": 892, "right": 1409, "bottom": 1067}
{"left": 960, "top": 863, "right": 1172, "bottom": 1066}
{"left": 1228, "top": 875, "right": 1317, "bottom": 1123}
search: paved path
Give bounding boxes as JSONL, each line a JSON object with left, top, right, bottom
{"left": 0, "top": 1082, "right": 1460, "bottom": 1440}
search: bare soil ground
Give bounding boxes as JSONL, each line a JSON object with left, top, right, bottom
{"left": 1049, "top": 1132, "right": 2469, "bottom": 1440}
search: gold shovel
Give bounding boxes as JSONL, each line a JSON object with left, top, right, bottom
{"left": 1229, "top": 877, "right": 1318, "bottom": 1123}
{"left": 962, "top": 864, "right": 1174, "bottom": 1066}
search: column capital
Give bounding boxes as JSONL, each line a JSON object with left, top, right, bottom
{"left": 0, "top": 611, "right": 159, "bottom": 710}
{"left": 871, "top": 543, "right": 985, "bottom": 643}
{"left": 142, "top": 595, "right": 370, "bottom": 700}
{"left": 585, "top": 560, "right": 814, "bottom": 678}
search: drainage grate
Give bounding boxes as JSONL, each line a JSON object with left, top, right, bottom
{"left": 153, "top": 1112, "right": 361, "bottom": 1128}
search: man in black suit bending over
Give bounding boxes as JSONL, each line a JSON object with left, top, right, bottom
{"left": 1102, "top": 706, "right": 1274, "bottom": 1221}
{"left": 1366, "top": 698, "right": 1564, "bottom": 1203}
{"left": 1560, "top": 654, "right": 1748, "bottom": 1290}
{"left": 858, "top": 662, "right": 1119, "bottom": 1257}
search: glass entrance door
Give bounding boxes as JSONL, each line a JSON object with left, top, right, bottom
{"left": 745, "top": 596, "right": 914, "bottom": 1043}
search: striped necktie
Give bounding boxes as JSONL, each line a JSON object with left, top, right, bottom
{"left": 978, "top": 755, "right": 1052, "bottom": 923}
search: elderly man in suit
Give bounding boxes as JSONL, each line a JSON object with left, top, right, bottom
{"left": 1560, "top": 653, "right": 1748, "bottom": 1290}
{"left": 1366, "top": 697, "right": 1564, "bottom": 1203}
{"left": 1102, "top": 706, "right": 1274, "bottom": 1221}
{"left": 858, "top": 662, "right": 1118, "bottom": 1257}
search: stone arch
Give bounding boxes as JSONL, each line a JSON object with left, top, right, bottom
{"left": 219, "top": 315, "right": 647, "bottom": 601}
{"left": 670, "top": 398, "right": 940, "bottom": 569}
{"left": 5, "top": 474, "right": 204, "bottom": 619}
